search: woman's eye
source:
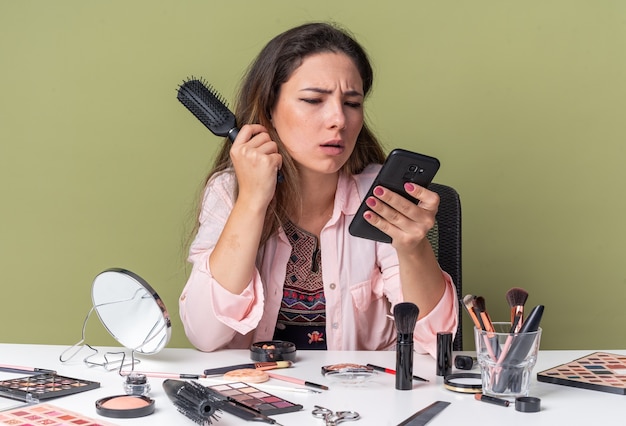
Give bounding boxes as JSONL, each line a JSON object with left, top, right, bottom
{"left": 301, "top": 98, "right": 322, "bottom": 104}
{"left": 345, "top": 101, "right": 362, "bottom": 108}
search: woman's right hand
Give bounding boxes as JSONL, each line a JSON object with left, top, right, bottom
{"left": 229, "top": 124, "right": 283, "bottom": 207}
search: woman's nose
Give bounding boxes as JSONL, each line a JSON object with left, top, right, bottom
{"left": 328, "top": 102, "right": 346, "bottom": 129}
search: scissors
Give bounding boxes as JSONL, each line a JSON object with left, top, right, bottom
{"left": 312, "top": 405, "right": 360, "bottom": 425}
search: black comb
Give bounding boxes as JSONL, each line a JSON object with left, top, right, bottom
{"left": 177, "top": 77, "right": 239, "bottom": 142}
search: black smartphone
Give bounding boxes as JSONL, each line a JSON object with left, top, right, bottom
{"left": 348, "top": 148, "right": 440, "bottom": 243}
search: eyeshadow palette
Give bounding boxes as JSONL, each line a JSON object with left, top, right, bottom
{"left": 0, "top": 373, "right": 100, "bottom": 402}
{"left": 207, "top": 381, "right": 303, "bottom": 415}
{"left": 537, "top": 351, "right": 626, "bottom": 395}
{"left": 0, "top": 403, "right": 117, "bottom": 426}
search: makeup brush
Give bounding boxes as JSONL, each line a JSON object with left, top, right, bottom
{"left": 393, "top": 302, "right": 420, "bottom": 390}
{"left": 506, "top": 287, "right": 529, "bottom": 333}
{"left": 492, "top": 305, "right": 544, "bottom": 393}
{"left": 473, "top": 295, "right": 501, "bottom": 360}
{"left": 177, "top": 77, "right": 283, "bottom": 183}
{"left": 472, "top": 296, "right": 495, "bottom": 334}
{"left": 462, "top": 294, "right": 484, "bottom": 331}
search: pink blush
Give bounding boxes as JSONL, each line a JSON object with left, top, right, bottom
{"left": 101, "top": 395, "right": 150, "bottom": 409}
{"left": 96, "top": 395, "right": 155, "bottom": 418}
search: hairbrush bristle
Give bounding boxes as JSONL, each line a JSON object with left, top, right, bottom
{"left": 505, "top": 287, "right": 529, "bottom": 307}
{"left": 393, "top": 302, "right": 419, "bottom": 334}
{"left": 163, "top": 379, "right": 222, "bottom": 425}
{"left": 177, "top": 77, "right": 238, "bottom": 141}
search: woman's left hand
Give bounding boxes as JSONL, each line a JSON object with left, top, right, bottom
{"left": 363, "top": 182, "right": 439, "bottom": 253}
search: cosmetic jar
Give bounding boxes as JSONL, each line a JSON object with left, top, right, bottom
{"left": 454, "top": 355, "right": 476, "bottom": 370}
{"left": 515, "top": 396, "right": 541, "bottom": 412}
{"left": 250, "top": 340, "right": 297, "bottom": 362}
{"left": 123, "top": 373, "right": 151, "bottom": 396}
{"left": 95, "top": 395, "right": 155, "bottom": 418}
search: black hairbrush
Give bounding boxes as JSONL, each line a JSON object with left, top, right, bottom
{"left": 163, "top": 379, "right": 222, "bottom": 425}
{"left": 163, "top": 379, "right": 282, "bottom": 425}
{"left": 177, "top": 77, "right": 283, "bottom": 182}
{"left": 177, "top": 77, "right": 239, "bottom": 141}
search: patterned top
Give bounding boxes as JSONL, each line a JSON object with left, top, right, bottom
{"left": 273, "top": 220, "right": 327, "bottom": 350}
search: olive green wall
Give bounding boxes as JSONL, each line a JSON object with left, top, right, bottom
{"left": 2, "top": 1, "right": 625, "bottom": 351}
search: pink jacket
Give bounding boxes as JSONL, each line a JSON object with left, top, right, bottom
{"left": 179, "top": 164, "right": 458, "bottom": 357}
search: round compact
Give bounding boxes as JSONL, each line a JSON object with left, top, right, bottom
{"left": 443, "top": 373, "right": 482, "bottom": 394}
{"left": 95, "top": 395, "right": 155, "bottom": 418}
{"left": 321, "top": 364, "right": 376, "bottom": 385}
{"left": 250, "top": 340, "right": 297, "bottom": 362}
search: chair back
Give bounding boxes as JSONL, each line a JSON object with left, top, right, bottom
{"left": 427, "top": 183, "right": 463, "bottom": 350}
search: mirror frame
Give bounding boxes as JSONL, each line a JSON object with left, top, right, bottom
{"left": 91, "top": 267, "right": 171, "bottom": 355}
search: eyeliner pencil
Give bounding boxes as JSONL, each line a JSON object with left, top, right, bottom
{"left": 265, "top": 372, "right": 329, "bottom": 390}
{"left": 366, "top": 364, "right": 429, "bottom": 382}
{"left": 0, "top": 364, "right": 56, "bottom": 375}
{"left": 204, "top": 361, "right": 293, "bottom": 376}
{"left": 120, "top": 371, "right": 206, "bottom": 379}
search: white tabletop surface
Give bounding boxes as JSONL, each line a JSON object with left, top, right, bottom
{"left": 1, "top": 344, "right": 626, "bottom": 425}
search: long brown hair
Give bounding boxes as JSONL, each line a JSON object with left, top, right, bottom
{"left": 194, "top": 22, "right": 386, "bottom": 245}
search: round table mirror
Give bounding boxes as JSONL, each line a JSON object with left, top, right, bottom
{"left": 91, "top": 268, "right": 171, "bottom": 355}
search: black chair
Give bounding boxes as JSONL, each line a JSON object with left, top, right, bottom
{"left": 427, "top": 183, "right": 463, "bottom": 350}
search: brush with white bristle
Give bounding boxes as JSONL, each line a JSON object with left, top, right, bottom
{"left": 462, "top": 294, "right": 484, "bottom": 331}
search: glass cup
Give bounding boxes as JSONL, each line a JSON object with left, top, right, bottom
{"left": 474, "top": 322, "right": 542, "bottom": 398}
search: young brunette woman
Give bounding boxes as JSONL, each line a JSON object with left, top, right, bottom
{"left": 179, "top": 22, "right": 458, "bottom": 357}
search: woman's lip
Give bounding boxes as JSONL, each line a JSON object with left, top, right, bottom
{"left": 319, "top": 144, "right": 345, "bottom": 155}
{"left": 321, "top": 140, "right": 344, "bottom": 148}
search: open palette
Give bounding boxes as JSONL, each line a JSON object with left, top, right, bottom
{"left": 537, "top": 351, "right": 626, "bottom": 395}
{"left": 0, "top": 373, "right": 100, "bottom": 402}
{"left": 207, "top": 381, "right": 303, "bottom": 415}
{"left": 0, "top": 403, "right": 117, "bottom": 426}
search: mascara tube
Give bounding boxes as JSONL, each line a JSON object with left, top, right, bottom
{"left": 436, "top": 332, "right": 453, "bottom": 376}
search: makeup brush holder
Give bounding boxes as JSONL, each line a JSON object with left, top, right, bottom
{"left": 474, "top": 322, "right": 542, "bottom": 398}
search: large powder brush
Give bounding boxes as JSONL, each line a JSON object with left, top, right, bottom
{"left": 393, "top": 302, "right": 420, "bottom": 390}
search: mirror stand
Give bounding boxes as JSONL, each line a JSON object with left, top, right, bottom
{"left": 60, "top": 268, "right": 171, "bottom": 374}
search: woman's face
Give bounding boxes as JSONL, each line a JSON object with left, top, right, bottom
{"left": 271, "top": 52, "right": 364, "bottom": 176}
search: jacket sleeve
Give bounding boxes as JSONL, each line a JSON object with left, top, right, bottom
{"left": 178, "top": 171, "right": 266, "bottom": 352}
{"left": 377, "top": 243, "right": 459, "bottom": 358}
{"left": 411, "top": 271, "right": 459, "bottom": 357}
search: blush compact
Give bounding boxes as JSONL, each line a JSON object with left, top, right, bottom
{"left": 95, "top": 394, "right": 155, "bottom": 418}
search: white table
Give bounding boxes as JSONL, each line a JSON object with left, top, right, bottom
{"left": 1, "top": 344, "right": 625, "bottom": 425}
